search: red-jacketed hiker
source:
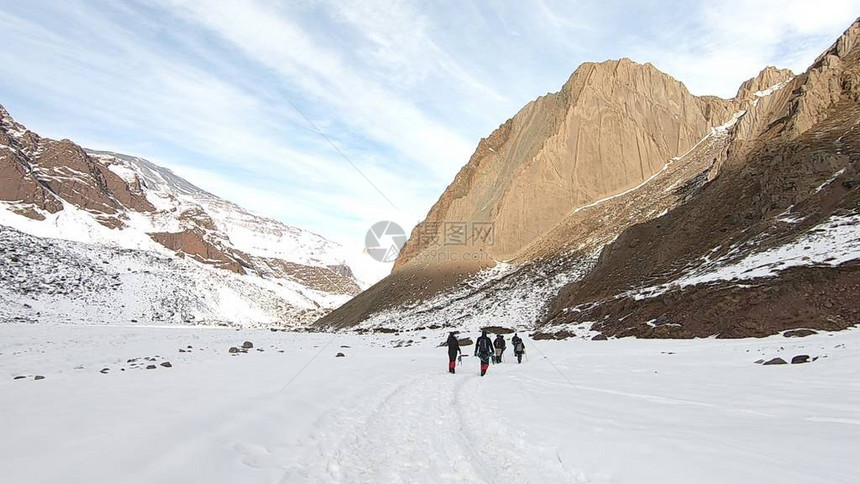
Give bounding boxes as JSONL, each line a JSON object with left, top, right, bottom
{"left": 474, "top": 330, "right": 495, "bottom": 376}
{"left": 446, "top": 332, "right": 461, "bottom": 374}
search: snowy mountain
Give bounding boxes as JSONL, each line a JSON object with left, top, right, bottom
{"left": 320, "top": 18, "right": 860, "bottom": 338}
{"left": 0, "top": 105, "right": 361, "bottom": 327}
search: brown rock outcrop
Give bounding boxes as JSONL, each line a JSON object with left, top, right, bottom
{"left": 0, "top": 152, "right": 63, "bottom": 218}
{"left": 0, "top": 106, "right": 155, "bottom": 224}
{"left": 149, "top": 229, "right": 246, "bottom": 274}
{"left": 256, "top": 257, "right": 361, "bottom": 295}
{"left": 735, "top": 66, "right": 795, "bottom": 101}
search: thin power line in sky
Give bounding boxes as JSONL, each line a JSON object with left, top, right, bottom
{"left": 280, "top": 93, "right": 401, "bottom": 213}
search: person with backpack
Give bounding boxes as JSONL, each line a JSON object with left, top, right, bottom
{"left": 474, "top": 330, "right": 495, "bottom": 376}
{"left": 493, "top": 334, "right": 506, "bottom": 363}
{"left": 511, "top": 333, "right": 526, "bottom": 364}
{"left": 446, "top": 332, "right": 461, "bottom": 374}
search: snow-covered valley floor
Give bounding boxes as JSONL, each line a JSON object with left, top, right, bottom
{"left": 1, "top": 324, "right": 858, "bottom": 484}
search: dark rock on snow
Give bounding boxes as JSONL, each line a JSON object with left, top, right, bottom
{"left": 336, "top": 352, "right": 346, "bottom": 357}
{"left": 783, "top": 329, "right": 818, "bottom": 338}
{"left": 791, "top": 355, "right": 811, "bottom": 364}
{"left": 762, "top": 358, "right": 787, "bottom": 365}
{"left": 242, "top": 341, "right": 253, "bottom": 349}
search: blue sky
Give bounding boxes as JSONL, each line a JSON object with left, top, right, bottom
{"left": 1, "top": 0, "right": 857, "bottom": 280}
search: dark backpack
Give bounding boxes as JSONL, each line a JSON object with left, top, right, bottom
{"left": 477, "top": 337, "right": 492, "bottom": 355}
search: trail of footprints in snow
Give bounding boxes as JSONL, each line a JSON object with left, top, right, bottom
{"left": 275, "top": 371, "right": 592, "bottom": 483}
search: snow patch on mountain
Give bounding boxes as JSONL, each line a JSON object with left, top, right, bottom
{"left": 628, "top": 213, "right": 860, "bottom": 300}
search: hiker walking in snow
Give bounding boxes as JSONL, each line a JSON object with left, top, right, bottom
{"left": 446, "top": 332, "right": 462, "bottom": 374}
{"left": 494, "top": 334, "right": 506, "bottom": 363}
{"left": 512, "top": 333, "right": 526, "bottom": 364}
{"left": 474, "top": 330, "right": 495, "bottom": 376}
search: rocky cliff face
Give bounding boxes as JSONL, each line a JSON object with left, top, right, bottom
{"left": 0, "top": 106, "right": 151, "bottom": 224}
{"left": 394, "top": 60, "right": 795, "bottom": 276}
{"left": 0, "top": 108, "right": 362, "bottom": 326}
{"left": 319, "top": 18, "right": 859, "bottom": 337}
{"left": 396, "top": 59, "right": 735, "bottom": 270}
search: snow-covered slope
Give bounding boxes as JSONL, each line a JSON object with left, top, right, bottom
{"left": 87, "top": 150, "right": 350, "bottom": 269}
{"left": 0, "top": 226, "right": 342, "bottom": 326}
{"left": 2, "top": 322, "right": 859, "bottom": 483}
{"left": 0, "top": 105, "right": 361, "bottom": 327}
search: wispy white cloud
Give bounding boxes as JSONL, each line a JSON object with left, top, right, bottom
{"left": 1, "top": 0, "right": 857, "bottom": 283}
{"left": 161, "top": 0, "right": 477, "bottom": 179}
{"left": 626, "top": 0, "right": 860, "bottom": 96}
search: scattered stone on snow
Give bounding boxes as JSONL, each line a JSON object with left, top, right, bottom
{"left": 783, "top": 329, "right": 818, "bottom": 338}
